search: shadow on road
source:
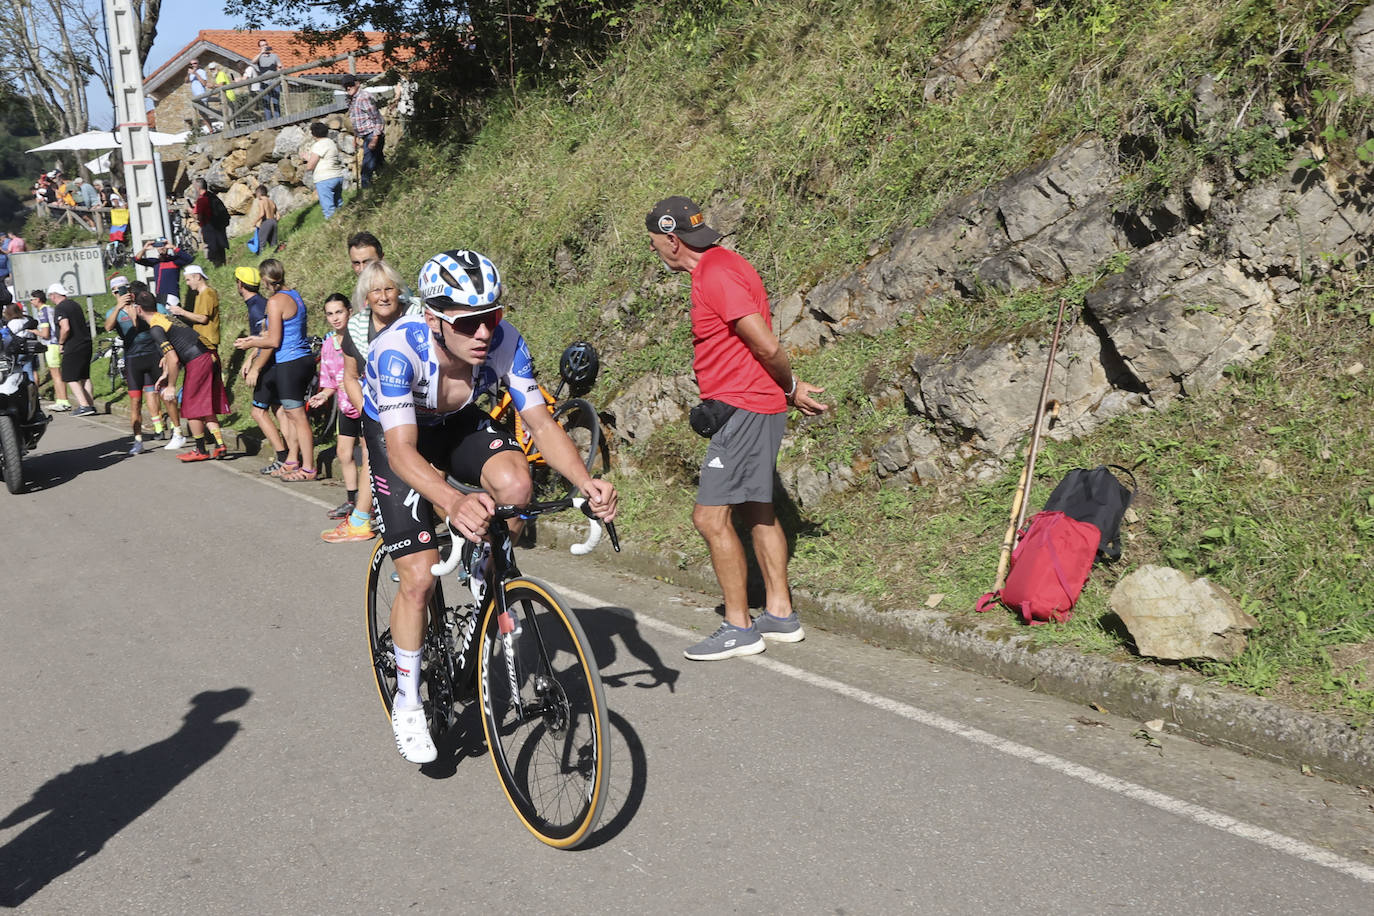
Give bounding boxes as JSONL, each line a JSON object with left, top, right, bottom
{"left": 0, "top": 688, "right": 252, "bottom": 908}
{"left": 576, "top": 605, "right": 681, "bottom": 694}
{"left": 19, "top": 435, "right": 129, "bottom": 492}
{"left": 578, "top": 710, "right": 647, "bottom": 850}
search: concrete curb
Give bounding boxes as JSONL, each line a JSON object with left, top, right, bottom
{"left": 90, "top": 396, "right": 1374, "bottom": 784}
{"left": 533, "top": 517, "right": 1374, "bottom": 785}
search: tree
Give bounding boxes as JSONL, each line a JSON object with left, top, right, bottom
{"left": 0, "top": 0, "right": 163, "bottom": 138}
{"left": 234, "top": 1, "right": 669, "bottom": 126}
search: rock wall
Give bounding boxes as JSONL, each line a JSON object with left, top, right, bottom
{"left": 174, "top": 116, "right": 363, "bottom": 238}
{"left": 607, "top": 89, "right": 1374, "bottom": 508}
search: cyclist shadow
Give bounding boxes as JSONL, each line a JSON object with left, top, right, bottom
{"left": 575, "top": 605, "right": 681, "bottom": 695}
{"left": 0, "top": 688, "right": 251, "bottom": 907}
{"left": 577, "top": 710, "right": 646, "bottom": 850}
{"left": 22, "top": 436, "right": 131, "bottom": 491}
{"left": 570, "top": 606, "right": 670, "bottom": 848}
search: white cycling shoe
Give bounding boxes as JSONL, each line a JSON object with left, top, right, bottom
{"left": 391, "top": 704, "right": 438, "bottom": 764}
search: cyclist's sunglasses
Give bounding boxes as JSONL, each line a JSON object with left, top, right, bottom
{"left": 426, "top": 304, "right": 503, "bottom": 336}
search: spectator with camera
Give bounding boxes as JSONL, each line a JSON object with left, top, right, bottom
{"left": 134, "top": 238, "right": 195, "bottom": 302}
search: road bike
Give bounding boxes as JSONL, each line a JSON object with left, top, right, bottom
{"left": 95, "top": 333, "right": 126, "bottom": 395}
{"left": 364, "top": 495, "right": 620, "bottom": 847}
{"left": 467, "top": 340, "right": 609, "bottom": 506}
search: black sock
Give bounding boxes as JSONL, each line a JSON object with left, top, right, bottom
{"left": 275, "top": 449, "right": 288, "bottom": 462}
{"left": 347, "top": 488, "right": 358, "bottom": 504}
{"left": 196, "top": 436, "right": 209, "bottom": 454}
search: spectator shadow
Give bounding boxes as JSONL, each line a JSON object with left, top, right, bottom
{"left": 19, "top": 436, "right": 129, "bottom": 491}
{"left": 0, "top": 688, "right": 251, "bottom": 907}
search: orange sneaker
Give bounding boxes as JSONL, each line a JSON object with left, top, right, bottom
{"left": 321, "top": 517, "right": 375, "bottom": 543}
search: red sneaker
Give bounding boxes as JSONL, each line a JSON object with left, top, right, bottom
{"left": 209, "top": 444, "right": 228, "bottom": 459}
{"left": 179, "top": 450, "right": 212, "bottom": 462}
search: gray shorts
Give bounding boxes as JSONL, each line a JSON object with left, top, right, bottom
{"left": 696, "top": 409, "right": 786, "bottom": 506}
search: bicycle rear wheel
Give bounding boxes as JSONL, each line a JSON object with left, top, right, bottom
{"left": 365, "top": 538, "right": 403, "bottom": 718}
{"left": 531, "top": 398, "right": 605, "bottom": 502}
{"left": 366, "top": 535, "right": 470, "bottom": 738}
{"left": 478, "top": 577, "right": 610, "bottom": 848}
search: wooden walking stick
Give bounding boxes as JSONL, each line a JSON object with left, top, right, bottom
{"left": 992, "top": 298, "right": 1069, "bottom": 592}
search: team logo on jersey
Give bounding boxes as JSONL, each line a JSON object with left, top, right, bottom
{"left": 405, "top": 323, "right": 428, "bottom": 351}
{"left": 377, "top": 350, "right": 411, "bottom": 397}
{"left": 489, "top": 439, "right": 503, "bottom": 451}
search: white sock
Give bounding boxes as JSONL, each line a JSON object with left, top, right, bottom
{"left": 393, "top": 646, "right": 423, "bottom": 710}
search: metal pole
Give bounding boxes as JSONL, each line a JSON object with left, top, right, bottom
{"left": 103, "top": 0, "right": 170, "bottom": 284}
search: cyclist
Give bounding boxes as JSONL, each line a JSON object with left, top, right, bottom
{"left": 365, "top": 249, "right": 617, "bottom": 764}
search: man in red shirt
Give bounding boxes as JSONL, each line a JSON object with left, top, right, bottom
{"left": 646, "top": 196, "right": 828, "bottom": 660}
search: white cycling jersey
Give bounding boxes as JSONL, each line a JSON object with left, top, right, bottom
{"left": 365, "top": 313, "right": 541, "bottom": 431}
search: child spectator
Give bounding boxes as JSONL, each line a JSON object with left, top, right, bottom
{"left": 312, "top": 294, "right": 372, "bottom": 542}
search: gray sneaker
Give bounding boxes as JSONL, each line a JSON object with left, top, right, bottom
{"left": 754, "top": 611, "right": 805, "bottom": 643}
{"left": 683, "top": 622, "right": 765, "bottom": 661}
{"left": 128, "top": 439, "right": 144, "bottom": 456}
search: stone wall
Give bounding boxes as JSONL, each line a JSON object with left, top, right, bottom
{"left": 606, "top": 79, "right": 1374, "bottom": 508}
{"left": 174, "top": 116, "right": 363, "bottom": 238}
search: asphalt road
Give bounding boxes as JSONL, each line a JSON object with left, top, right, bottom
{"left": 3, "top": 416, "right": 1372, "bottom": 914}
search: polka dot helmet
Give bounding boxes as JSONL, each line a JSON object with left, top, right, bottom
{"left": 418, "top": 249, "right": 502, "bottom": 313}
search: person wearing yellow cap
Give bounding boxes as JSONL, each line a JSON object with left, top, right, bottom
{"left": 234, "top": 265, "right": 289, "bottom": 470}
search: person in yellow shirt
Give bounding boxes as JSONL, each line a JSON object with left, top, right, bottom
{"left": 166, "top": 265, "right": 220, "bottom": 353}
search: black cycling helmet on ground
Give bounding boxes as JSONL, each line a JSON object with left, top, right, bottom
{"left": 559, "top": 341, "right": 600, "bottom": 394}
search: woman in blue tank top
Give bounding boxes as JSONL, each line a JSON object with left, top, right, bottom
{"left": 239, "top": 259, "right": 318, "bottom": 480}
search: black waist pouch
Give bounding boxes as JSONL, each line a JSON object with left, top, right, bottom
{"left": 689, "top": 399, "right": 737, "bottom": 438}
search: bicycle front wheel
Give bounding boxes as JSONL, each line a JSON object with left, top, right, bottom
{"left": 478, "top": 577, "right": 610, "bottom": 848}
{"left": 532, "top": 398, "right": 605, "bottom": 502}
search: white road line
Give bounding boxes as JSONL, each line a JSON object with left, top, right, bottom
{"left": 557, "top": 584, "right": 1374, "bottom": 885}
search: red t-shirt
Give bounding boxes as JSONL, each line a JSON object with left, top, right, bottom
{"left": 690, "top": 246, "right": 785, "bottom": 414}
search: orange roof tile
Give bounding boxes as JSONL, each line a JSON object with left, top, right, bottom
{"left": 146, "top": 29, "right": 415, "bottom": 88}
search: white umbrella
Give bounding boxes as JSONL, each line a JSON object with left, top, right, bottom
{"left": 27, "top": 129, "right": 188, "bottom": 153}
{"left": 84, "top": 152, "right": 113, "bottom": 174}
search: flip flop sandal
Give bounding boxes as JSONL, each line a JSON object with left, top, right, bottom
{"left": 269, "top": 461, "right": 300, "bottom": 478}
{"left": 282, "top": 466, "right": 318, "bottom": 482}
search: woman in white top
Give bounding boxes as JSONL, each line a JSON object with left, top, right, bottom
{"left": 302, "top": 122, "right": 347, "bottom": 220}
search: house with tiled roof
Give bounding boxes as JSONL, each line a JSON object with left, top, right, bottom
{"left": 144, "top": 30, "right": 409, "bottom": 134}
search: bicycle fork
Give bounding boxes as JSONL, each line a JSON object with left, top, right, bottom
{"left": 491, "top": 585, "right": 525, "bottom": 723}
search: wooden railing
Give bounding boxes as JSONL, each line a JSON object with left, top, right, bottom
{"left": 190, "top": 44, "right": 385, "bottom": 139}
{"left": 30, "top": 202, "right": 112, "bottom": 235}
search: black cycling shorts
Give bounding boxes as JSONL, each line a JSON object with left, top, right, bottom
{"left": 338, "top": 409, "right": 362, "bottom": 439}
{"left": 251, "top": 361, "right": 279, "bottom": 410}
{"left": 274, "top": 354, "right": 314, "bottom": 408}
{"left": 125, "top": 353, "right": 161, "bottom": 392}
{"left": 364, "top": 406, "right": 524, "bottom": 560}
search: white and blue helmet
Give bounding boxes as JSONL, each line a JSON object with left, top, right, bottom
{"left": 418, "top": 249, "right": 502, "bottom": 312}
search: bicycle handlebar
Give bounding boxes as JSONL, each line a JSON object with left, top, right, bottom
{"left": 430, "top": 497, "right": 620, "bottom": 577}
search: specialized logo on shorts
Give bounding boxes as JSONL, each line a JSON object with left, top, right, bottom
{"left": 377, "top": 349, "right": 412, "bottom": 397}
{"left": 418, "top": 530, "right": 431, "bottom": 544}
{"left": 403, "top": 488, "right": 422, "bottom": 523}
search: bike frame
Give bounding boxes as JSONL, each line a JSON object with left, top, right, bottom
{"left": 421, "top": 498, "right": 620, "bottom": 727}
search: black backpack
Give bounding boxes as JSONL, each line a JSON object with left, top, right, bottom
{"left": 207, "top": 192, "right": 231, "bottom": 229}
{"left": 1041, "top": 465, "right": 1137, "bottom": 562}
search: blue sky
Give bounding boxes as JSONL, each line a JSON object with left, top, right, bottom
{"left": 88, "top": 6, "right": 243, "bottom": 128}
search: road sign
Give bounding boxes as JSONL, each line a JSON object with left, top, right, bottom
{"left": 9, "top": 246, "right": 108, "bottom": 299}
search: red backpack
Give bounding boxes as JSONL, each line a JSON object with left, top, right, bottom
{"left": 977, "top": 511, "right": 1100, "bottom": 625}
